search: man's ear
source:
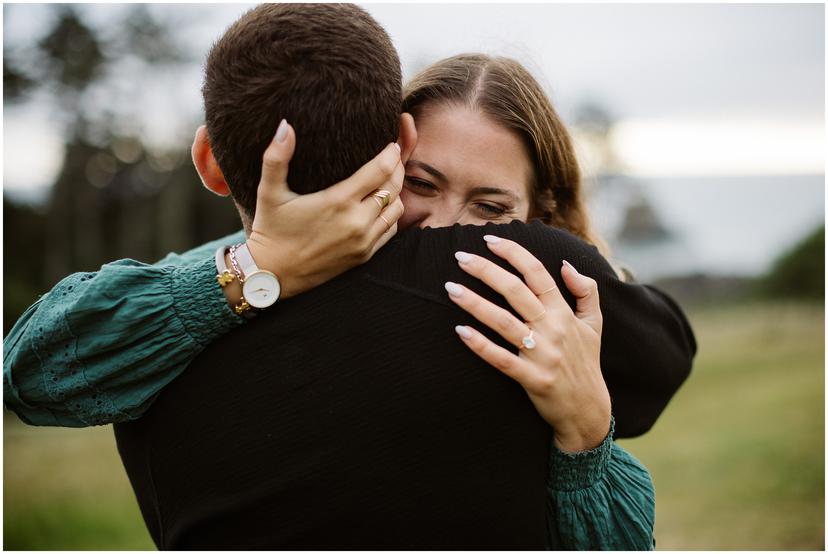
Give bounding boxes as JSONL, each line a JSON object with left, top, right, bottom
{"left": 397, "top": 113, "right": 418, "bottom": 164}
{"left": 191, "top": 125, "right": 230, "bottom": 197}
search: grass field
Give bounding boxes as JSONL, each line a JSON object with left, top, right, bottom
{"left": 620, "top": 301, "right": 824, "bottom": 549}
{"left": 3, "top": 301, "right": 824, "bottom": 550}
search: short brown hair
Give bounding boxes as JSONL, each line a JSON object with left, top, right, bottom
{"left": 203, "top": 4, "right": 401, "bottom": 218}
{"left": 402, "top": 54, "right": 604, "bottom": 251}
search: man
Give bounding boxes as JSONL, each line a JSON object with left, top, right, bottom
{"left": 113, "top": 4, "right": 693, "bottom": 549}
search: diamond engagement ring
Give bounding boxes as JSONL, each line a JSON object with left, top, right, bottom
{"left": 521, "top": 329, "right": 537, "bottom": 350}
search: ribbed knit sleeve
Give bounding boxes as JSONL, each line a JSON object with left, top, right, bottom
{"left": 546, "top": 419, "right": 655, "bottom": 550}
{"left": 3, "top": 231, "right": 246, "bottom": 427}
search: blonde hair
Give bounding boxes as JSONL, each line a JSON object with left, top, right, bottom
{"left": 402, "top": 54, "right": 605, "bottom": 252}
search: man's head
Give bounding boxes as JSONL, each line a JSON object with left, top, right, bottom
{"left": 194, "top": 4, "right": 403, "bottom": 221}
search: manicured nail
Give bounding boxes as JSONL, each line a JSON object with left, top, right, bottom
{"left": 455, "top": 325, "right": 473, "bottom": 339}
{"left": 393, "top": 142, "right": 401, "bottom": 152}
{"left": 274, "top": 119, "right": 289, "bottom": 143}
{"left": 562, "top": 260, "right": 578, "bottom": 273}
{"left": 483, "top": 235, "right": 501, "bottom": 244}
{"left": 445, "top": 281, "right": 464, "bottom": 297}
{"left": 454, "top": 251, "right": 473, "bottom": 264}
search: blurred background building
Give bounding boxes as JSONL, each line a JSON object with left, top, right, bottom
{"left": 3, "top": 3, "right": 824, "bottom": 550}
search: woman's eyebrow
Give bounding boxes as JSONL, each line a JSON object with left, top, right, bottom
{"left": 407, "top": 160, "right": 446, "bottom": 182}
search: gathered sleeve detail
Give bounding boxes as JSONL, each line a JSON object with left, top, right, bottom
{"left": 546, "top": 418, "right": 656, "bottom": 550}
{"left": 169, "top": 258, "right": 244, "bottom": 348}
{"left": 4, "top": 242, "right": 245, "bottom": 427}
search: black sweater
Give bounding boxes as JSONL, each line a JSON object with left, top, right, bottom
{"left": 115, "top": 220, "right": 695, "bottom": 550}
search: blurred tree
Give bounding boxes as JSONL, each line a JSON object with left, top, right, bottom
{"left": 4, "top": 5, "right": 239, "bottom": 335}
{"left": 3, "top": 63, "right": 35, "bottom": 104}
{"left": 3, "top": 200, "right": 47, "bottom": 332}
{"left": 38, "top": 6, "right": 106, "bottom": 96}
{"left": 755, "top": 225, "right": 824, "bottom": 301}
{"left": 117, "top": 5, "right": 189, "bottom": 65}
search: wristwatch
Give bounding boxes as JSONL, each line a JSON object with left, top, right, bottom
{"left": 231, "top": 243, "right": 281, "bottom": 309}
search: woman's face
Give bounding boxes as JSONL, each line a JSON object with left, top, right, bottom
{"left": 399, "top": 103, "right": 533, "bottom": 230}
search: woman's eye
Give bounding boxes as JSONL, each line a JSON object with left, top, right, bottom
{"left": 404, "top": 176, "right": 438, "bottom": 194}
{"left": 475, "top": 202, "right": 508, "bottom": 217}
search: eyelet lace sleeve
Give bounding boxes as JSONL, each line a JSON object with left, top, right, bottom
{"left": 3, "top": 231, "right": 246, "bottom": 427}
{"left": 546, "top": 418, "right": 656, "bottom": 550}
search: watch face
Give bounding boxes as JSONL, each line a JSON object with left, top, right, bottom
{"left": 242, "top": 271, "right": 280, "bottom": 308}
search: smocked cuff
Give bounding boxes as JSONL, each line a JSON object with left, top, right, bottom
{"left": 170, "top": 256, "right": 245, "bottom": 347}
{"left": 548, "top": 417, "right": 615, "bottom": 491}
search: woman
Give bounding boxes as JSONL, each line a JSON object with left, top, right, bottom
{"left": 401, "top": 54, "right": 620, "bottom": 451}
{"left": 5, "top": 53, "right": 694, "bottom": 549}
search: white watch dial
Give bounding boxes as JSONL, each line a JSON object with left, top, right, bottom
{"left": 242, "top": 271, "right": 281, "bottom": 309}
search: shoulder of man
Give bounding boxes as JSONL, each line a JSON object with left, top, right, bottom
{"left": 363, "top": 220, "right": 697, "bottom": 439}
{"left": 361, "top": 220, "right": 616, "bottom": 312}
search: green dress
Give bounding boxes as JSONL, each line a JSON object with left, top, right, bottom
{"left": 3, "top": 230, "right": 655, "bottom": 550}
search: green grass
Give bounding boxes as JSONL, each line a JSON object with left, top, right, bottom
{"left": 620, "top": 302, "right": 824, "bottom": 550}
{"left": 3, "top": 301, "right": 824, "bottom": 549}
{"left": 3, "top": 422, "right": 154, "bottom": 550}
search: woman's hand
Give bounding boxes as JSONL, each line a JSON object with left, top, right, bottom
{"left": 246, "top": 120, "right": 405, "bottom": 299}
{"left": 445, "top": 235, "right": 611, "bottom": 453}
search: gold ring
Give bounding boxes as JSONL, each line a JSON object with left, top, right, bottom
{"left": 371, "top": 189, "right": 391, "bottom": 209}
{"left": 527, "top": 309, "right": 546, "bottom": 323}
{"left": 380, "top": 214, "right": 391, "bottom": 230}
{"left": 538, "top": 286, "right": 557, "bottom": 296}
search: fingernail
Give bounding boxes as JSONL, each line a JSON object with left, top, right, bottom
{"left": 274, "top": 119, "right": 288, "bottom": 143}
{"left": 562, "top": 259, "right": 578, "bottom": 273}
{"left": 393, "top": 142, "right": 401, "bottom": 152}
{"left": 454, "top": 251, "right": 473, "bottom": 264}
{"left": 483, "top": 235, "right": 501, "bottom": 244}
{"left": 455, "top": 325, "right": 473, "bottom": 339}
{"left": 445, "top": 281, "right": 464, "bottom": 297}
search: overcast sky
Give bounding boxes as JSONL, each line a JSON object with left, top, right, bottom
{"left": 3, "top": 3, "right": 824, "bottom": 277}
{"left": 4, "top": 2, "right": 825, "bottom": 191}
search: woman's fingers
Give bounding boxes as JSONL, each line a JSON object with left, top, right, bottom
{"left": 445, "top": 281, "right": 532, "bottom": 348}
{"left": 360, "top": 155, "right": 404, "bottom": 219}
{"left": 370, "top": 219, "right": 398, "bottom": 257}
{"left": 454, "top": 251, "right": 546, "bottom": 323}
{"left": 331, "top": 142, "right": 402, "bottom": 204}
{"left": 367, "top": 197, "right": 404, "bottom": 256}
{"left": 454, "top": 324, "right": 534, "bottom": 385}
{"left": 561, "top": 260, "right": 603, "bottom": 334}
{"left": 481, "top": 235, "right": 570, "bottom": 313}
{"left": 358, "top": 145, "right": 403, "bottom": 221}
{"left": 449, "top": 236, "right": 610, "bottom": 453}
{"left": 256, "top": 119, "right": 298, "bottom": 207}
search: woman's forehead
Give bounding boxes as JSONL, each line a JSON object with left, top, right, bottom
{"left": 411, "top": 104, "right": 533, "bottom": 192}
